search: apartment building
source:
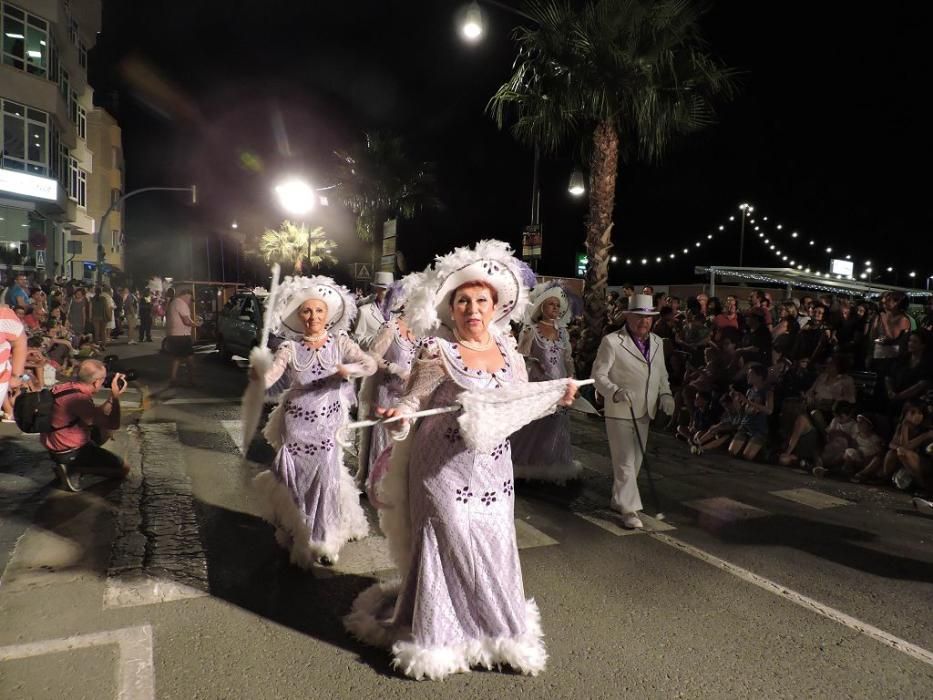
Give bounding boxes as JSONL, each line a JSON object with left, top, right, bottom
{"left": 0, "top": 0, "right": 123, "bottom": 282}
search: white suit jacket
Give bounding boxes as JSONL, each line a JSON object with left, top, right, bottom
{"left": 591, "top": 328, "right": 673, "bottom": 420}
{"left": 352, "top": 303, "right": 387, "bottom": 349}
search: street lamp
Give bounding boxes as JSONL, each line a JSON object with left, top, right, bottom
{"left": 738, "top": 202, "right": 752, "bottom": 267}
{"left": 459, "top": 2, "right": 485, "bottom": 41}
{"left": 274, "top": 178, "right": 316, "bottom": 216}
{"left": 568, "top": 169, "right": 586, "bottom": 197}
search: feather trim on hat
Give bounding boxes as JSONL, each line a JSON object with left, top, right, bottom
{"left": 525, "top": 280, "right": 581, "bottom": 326}
{"left": 269, "top": 275, "right": 358, "bottom": 339}
{"left": 406, "top": 239, "right": 531, "bottom": 338}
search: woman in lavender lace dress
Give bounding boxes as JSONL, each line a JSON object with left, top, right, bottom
{"left": 252, "top": 276, "right": 376, "bottom": 567}
{"left": 511, "top": 282, "right": 582, "bottom": 483}
{"left": 344, "top": 240, "right": 576, "bottom": 680}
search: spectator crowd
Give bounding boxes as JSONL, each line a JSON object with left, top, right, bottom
{"left": 598, "top": 284, "right": 933, "bottom": 512}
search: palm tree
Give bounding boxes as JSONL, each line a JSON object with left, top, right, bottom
{"left": 334, "top": 132, "right": 440, "bottom": 271}
{"left": 258, "top": 220, "right": 337, "bottom": 275}
{"left": 488, "top": 0, "right": 737, "bottom": 373}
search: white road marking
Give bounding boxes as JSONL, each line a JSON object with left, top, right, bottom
{"left": 684, "top": 496, "right": 770, "bottom": 522}
{"left": 577, "top": 510, "right": 675, "bottom": 536}
{"left": 220, "top": 419, "right": 244, "bottom": 454}
{"left": 317, "top": 518, "right": 559, "bottom": 578}
{"left": 771, "top": 488, "right": 853, "bottom": 509}
{"left": 651, "top": 532, "right": 933, "bottom": 670}
{"left": 104, "top": 576, "right": 207, "bottom": 609}
{"left": 0, "top": 624, "right": 155, "bottom": 700}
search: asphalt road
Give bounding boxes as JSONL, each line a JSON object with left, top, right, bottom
{"left": 2, "top": 335, "right": 932, "bottom": 699}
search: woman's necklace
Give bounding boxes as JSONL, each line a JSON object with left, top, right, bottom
{"left": 454, "top": 329, "right": 495, "bottom": 351}
{"left": 302, "top": 329, "right": 327, "bottom": 343}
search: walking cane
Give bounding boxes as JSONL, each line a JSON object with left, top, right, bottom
{"left": 628, "top": 404, "right": 666, "bottom": 521}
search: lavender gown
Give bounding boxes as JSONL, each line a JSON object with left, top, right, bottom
{"left": 365, "top": 319, "right": 417, "bottom": 476}
{"left": 253, "top": 333, "right": 375, "bottom": 567}
{"left": 345, "top": 335, "right": 547, "bottom": 680}
{"left": 510, "top": 324, "right": 582, "bottom": 483}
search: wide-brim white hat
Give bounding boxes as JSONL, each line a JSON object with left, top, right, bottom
{"left": 270, "top": 275, "right": 358, "bottom": 339}
{"left": 624, "top": 293, "right": 659, "bottom": 316}
{"left": 406, "top": 239, "right": 535, "bottom": 337}
{"left": 371, "top": 271, "right": 394, "bottom": 288}
{"left": 526, "top": 281, "right": 573, "bottom": 326}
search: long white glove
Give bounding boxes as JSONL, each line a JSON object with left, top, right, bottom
{"left": 659, "top": 394, "right": 675, "bottom": 416}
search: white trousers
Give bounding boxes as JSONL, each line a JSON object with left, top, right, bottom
{"left": 606, "top": 415, "right": 651, "bottom": 514}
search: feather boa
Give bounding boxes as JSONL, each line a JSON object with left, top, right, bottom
{"left": 240, "top": 345, "right": 274, "bottom": 455}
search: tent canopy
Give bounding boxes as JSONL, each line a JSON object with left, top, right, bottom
{"left": 695, "top": 266, "right": 929, "bottom": 299}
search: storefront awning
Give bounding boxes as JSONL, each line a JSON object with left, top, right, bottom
{"left": 695, "top": 266, "right": 928, "bottom": 298}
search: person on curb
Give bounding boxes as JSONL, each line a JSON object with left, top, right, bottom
{"left": 40, "top": 359, "right": 129, "bottom": 492}
{"left": 0, "top": 303, "right": 27, "bottom": 422}
{"left": 166, "top": 288, "right": 201, "bottom": 386}
{"left": 591, "top": 293, "right": 675, "bottom": 529}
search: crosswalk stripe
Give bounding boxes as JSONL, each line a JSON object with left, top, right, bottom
{"left": 576, "top": 511, "right": 675, "bottom": 536}
{"left": 220, "top": 419, "right": 243, "bottom": 454}
{"left": 314, "top": 517, "right": 559, "bottom": 579}
{"left": 683, "top": 496, "right": 770, "bottom": 522}
{"left": 771, "top": 488, "right": 853, "bottom": 509}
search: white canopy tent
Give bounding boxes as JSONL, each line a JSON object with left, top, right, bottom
{"left": 695, "top": 265, "right": 929, "bottom": 300}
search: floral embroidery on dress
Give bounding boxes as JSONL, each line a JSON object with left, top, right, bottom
{"left": 480, "top": 491, "right": 498, "bottom": 506}
{"left": 455, "top": 486, "right": 474, "bottom": 503}
{"left": 444, "top": 426, "right": 461, "bottom": 443}
{"left": 491, "top": 442, "right": 507, "bottom": 460}
{"left": 502, "top": 479, "right": 513, "bottom": 496}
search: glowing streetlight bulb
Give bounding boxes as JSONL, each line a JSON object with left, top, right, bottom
{"left": 695, "top": 242, "right": 701, "bottom": 247}
{"left": 909, "top": 271, "right": 917, "bottom": 278}
{"left": 611, "top": 255, "right": 618, "bottom": 262}
{"left": 641, "top": 258, "right": 648, "bottom": 265}
{"left": 845, "top": 254, "right": 852, "bottom": 260}
{"left": 809, "top": 240, "right": 815, "bottom": 245}
{"left": 568, "top": 169, "right": 586, "bottom": 196}
{"left": 656, "top": 256, "right": 662, "bottom": 262}
{"left": 864, "top": 260, "right": 871, "bottom": 266}
{"left": 275, "top": 178, "right": 316, "bottom": 215}
{"left": 729, "top": 216, "right": 735, "bottom": 221}
{"left": 825, "top": 247, "right": 832, "bottom": 253}
{"left": 707, "top": 234, "right": 712, "bottom": 239}
{"left": 625, "top": 259, "right": 631, "bottom": 264}
{"left": 460, "top": 2, "right": 484, "bottom": 41}
{"left": 791, "top": 231, "right": 798, "bottom": 237}
{"left": 670, "top": 253, "right": 675, "bottom": 259}
{"left": 776, "top": 224, "right": 782, "bottom": 230}
{"left": 886, "top": 266, "right": 893, "bottom": 272}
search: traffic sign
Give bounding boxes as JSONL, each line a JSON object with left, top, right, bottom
{"left": 353, "top": 263, "right": 372, "bottom": 280}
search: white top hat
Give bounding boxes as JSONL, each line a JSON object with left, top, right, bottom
{"left": 406, "top": 240, "right": 535, "bottom": 337}
{"left": 624, "top": 293, "right": 659, "bottom": 316}
{"left": 269, "top": 275, "right": 358, "bottom": 339}
{"left": 526, "top": 281, "right": 572, "bottom": 326}
{"left": 371, "top": 271, "right": 394, "bottom": 288}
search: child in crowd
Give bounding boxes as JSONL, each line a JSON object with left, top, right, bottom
{"left": 814, "top": 414, "right": 884, "bottom": 478}
{"left": 678, "top": 391, "right": 713, "bottom": 445}
{"left": 691, "top": 392, "right": 742, "bottom": 455}
{"left": 728, "top": 364, "right": 774, "bottom": 461}
{"left": 853, "top": 400, "right": 933, "bottom": 487}
{"left": 819, "top": 401, "right": 859, "bottom": 469}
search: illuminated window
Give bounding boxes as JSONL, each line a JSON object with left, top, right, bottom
{"left": 1, "top": 3, "right": 50, "bottom": 77}
{"left": 1, "top": 99, "right": 49, "bottom": 175}
{"left": 68, "top": 157, "right": 86, "bottom": 207}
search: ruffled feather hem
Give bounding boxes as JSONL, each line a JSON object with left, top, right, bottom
{"left": 344, "top": 581, "right": 547, "bottom": 680}
{"left": 513, "top": 459, "right": 583, "bottom": 484}
{"left": 253, "top": 465, "right": 369, "bottom": 567}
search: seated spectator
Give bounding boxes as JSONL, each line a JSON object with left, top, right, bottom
{"left": 675, "top": 306, "right": 711, "bottom": 366}
{"left": 737, "top": 308, "right": 771, "bottom": 365}
{"left": 885, "top": 331, "right": 932, "bottom": 414}
{"left": 40, "top": 359, "right": 130, "bottom": 492}
{"left": 804, "top": 354, "right": 857, "bottom": 423}
{"left": 728, "top": 364, "right": 774, "bottom": 461}
{"left": 678, "top": 391, "right": 713, "bottom": 444}
{"left": 853, "top": 400, "right": 932, "bottom": 488}
{"left": 779, "top": 399, "right": 854, "bottom": 469}
{"left": 814, "top": 413, "right": 884, "bottom": 478}
{"left": 692, "top": 393, "right": 742, "bottom": 455}
{"left": 797, "top": 304, "right": 836, "bottom": 362}
{"left": 771, "top": 301, "right": 800, "bottom": 348}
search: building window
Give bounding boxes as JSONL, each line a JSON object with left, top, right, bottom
{"left": 78, "top": 41, "right": 86, "bottom": 69}
{"left": 1, "top": 99, "right": 49, "bottom": 175}
{"left": 69, "top": 91, "right": 78, "bottom": 125}
{"left": 111, "top": 188, "right": 122, "bottom": 205}
{"left": 48, "top": 34, "right": 58, "bottom": 85}
{"left": 77, "top": 105, "right": 86, "bottom": 140}
{"left": 111, "top": 230, "right": 120, "bottom": 251}
{"left": 68, "top": 157, "right": 86, "bottom": 207}
{"left": 68, "top": 17, "right": 77, "bottom": 47}
{"left": 1, "top": 3, "right": 50, "bottom": 77}
{"left": 59, "top": 67, "right": 69, "bottom": 101}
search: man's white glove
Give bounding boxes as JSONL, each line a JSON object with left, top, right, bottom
{"left": 659, "top": 394, "right": 675, "bottom": 416}
{"left": 612, "top": 387, "right": 634, "bottom": 404}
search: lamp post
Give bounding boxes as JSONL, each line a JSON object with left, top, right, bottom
{"left": 96, "top": 185, "right": 197, "bottom": 285}
{"left": 737, "top": 202, "right": 752, "bottom": 267}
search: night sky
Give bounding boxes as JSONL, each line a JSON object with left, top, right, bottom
{"left": 90, "top": 0, "right": 932, "bottom": 289}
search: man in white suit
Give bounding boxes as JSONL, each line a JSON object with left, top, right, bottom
{"left": 352, "top": 271, "right": 394, "bottom": 349}
{"left": 591, "top": 294, "right": 675, "bottom": 528}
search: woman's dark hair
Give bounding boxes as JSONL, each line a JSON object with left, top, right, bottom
{"left": 707, "top": 296, "right": 723, "bottom": 316}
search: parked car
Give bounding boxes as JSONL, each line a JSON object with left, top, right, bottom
{"left": 216, "top": 292, "right": 266, "bottom": 362}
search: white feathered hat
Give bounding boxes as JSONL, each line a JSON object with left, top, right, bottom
{"left": 269, "top": 275, "right": 358, "bottom": 339}
{"left": 525, "top": 281, "right": 573, "bottom": 326}
{"left": 406, "top": 239, "right": 535, "bottom": 337}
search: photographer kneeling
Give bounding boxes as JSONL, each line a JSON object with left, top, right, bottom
{"left": 41, "top": 359, "right": 129, "bottom": 492}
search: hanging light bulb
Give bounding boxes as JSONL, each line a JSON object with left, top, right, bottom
{"left": 776, "top": 224, "right": 782, "bottom": 230}
{"left": 567, "top": 169, "right": 586, "bottom": 196}
{"left": 718, "top": 225, "right": 724, "bottom": 230}
{"left": 641, "top": 258, "right": 648, "bottom": 265}
{"left": 695, "top": 242, "right": 701, "bottom": 247}
{"left": 625, "top": 259, "right": 631, "bottom": 264}
{"left": 656, "top": 256, "right": 662, "bottom": 262}
{"left": 809, "top": 240, "right": 815, "bottom": 245}
{"left": 459, "top": 2, "right": 485, "bottom": 41}
{"left": 791, "top": 232, "right": 798, "bottom": 237}
{"left": 825, "top": 247, "right": 832, "bottom": 253}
